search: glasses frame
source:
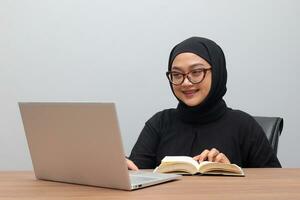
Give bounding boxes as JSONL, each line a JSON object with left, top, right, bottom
{"left": 166, "top": 68, "right": 211, "bottom": 85}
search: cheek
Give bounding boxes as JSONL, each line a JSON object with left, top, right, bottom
{"left": 201, "top": 74, "right": 212, "bottom": 94}
{"left": 172, "top": 85, "right": 182, "bottom": 96}
{"left": 200, "top": 86, "right": 210, "bottom": 100}
{"left": 201, "top": 82, "right": 211, "bottom": 94}
{"left": 172, "top": 85, "right": 178, "bottom": 92}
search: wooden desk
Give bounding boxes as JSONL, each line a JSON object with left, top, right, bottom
{"left": 1, "top": 168, "right": 300, "bottom": 200}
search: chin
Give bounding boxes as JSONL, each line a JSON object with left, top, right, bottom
{"left": 185, "top": 103, "right": 199, "bottom": 107}
{"left": 182, "top": 99, "right": 201, "bottom": 107}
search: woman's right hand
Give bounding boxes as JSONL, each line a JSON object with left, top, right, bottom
{"left": 126, "top": 158, "right": 139, "bottom": 171}
{"left": 193, "top": 148, "right": 230, "bottom": 164}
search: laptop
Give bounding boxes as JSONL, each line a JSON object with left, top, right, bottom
{"left": 19, "top": 102, "right": 180, "bottom": 190}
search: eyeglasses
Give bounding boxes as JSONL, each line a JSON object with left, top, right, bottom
{"left": 166, "top": 68, "right": 211, "bottom": 85}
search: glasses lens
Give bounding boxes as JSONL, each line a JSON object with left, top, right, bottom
{"left": 167, "top": 69, "right": 209, "bottom": 85}
{"left": 188, "top": 69, "right": 205, "bottom": 84}
{"left": 169, "top": 72, "right": 183, "bottom": 85}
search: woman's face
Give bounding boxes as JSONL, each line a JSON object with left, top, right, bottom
{"left": 171, "top": 52, "right": 212, "bottom": 107}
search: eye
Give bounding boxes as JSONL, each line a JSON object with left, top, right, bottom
{"left": 190, "top": 69, "right": 204, "bottom": 77}
{"left": 171, "top": 72, "right": 183, "bottom": 79}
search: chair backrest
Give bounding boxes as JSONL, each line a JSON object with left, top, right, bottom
{"left": 253, "top": 116, "right": 284, "bottom": 155}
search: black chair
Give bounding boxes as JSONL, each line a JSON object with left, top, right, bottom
{"left": 253, "top": 116, "right": 284, "bottom": 155}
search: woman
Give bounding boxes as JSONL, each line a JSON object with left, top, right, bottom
{"left": 127, "top": 37, "right": 281, "bottom": 170}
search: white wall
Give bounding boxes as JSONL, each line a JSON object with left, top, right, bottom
{"left": 1, "top": 0, "right": 299, "bottom": 169}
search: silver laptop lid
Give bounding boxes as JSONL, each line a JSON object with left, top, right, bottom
{"left": 19, "top": 102, "right": 132, "bottom": 190}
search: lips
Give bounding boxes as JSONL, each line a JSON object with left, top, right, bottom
{"left": 182, "top": 89, "right": 199, "bottom": 98}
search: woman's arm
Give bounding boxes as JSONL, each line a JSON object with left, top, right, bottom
{"left": 129, "top": 120, "right": 161, "bottom": 169}
{"left": 242, "top": 118, "right": 281, "bottom": 168}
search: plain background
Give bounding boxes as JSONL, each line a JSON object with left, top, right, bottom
{"left": 1, "top": 0, "right": 299, "bottom": 169}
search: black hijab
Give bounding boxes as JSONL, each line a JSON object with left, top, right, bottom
{"left": 168, "top": 37, "right": 227, "bottom": 124}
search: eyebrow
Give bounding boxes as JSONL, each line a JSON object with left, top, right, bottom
{"left": 171, "top": 63, "right": 206, "bottom": 71}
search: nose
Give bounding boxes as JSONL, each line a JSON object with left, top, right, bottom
{"left": 181, "top": 75, "right": 193, "bottom": 86}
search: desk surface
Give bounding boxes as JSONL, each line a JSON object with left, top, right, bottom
{"left": 1, "top": 168, "right": 300, "bottom": 200}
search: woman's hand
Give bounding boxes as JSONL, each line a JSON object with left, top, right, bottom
{"left": 126, "top": 158, "right": 139, "bottom": 171}
{"left": 193, "top": 148, "right": 230, "bottom": 164}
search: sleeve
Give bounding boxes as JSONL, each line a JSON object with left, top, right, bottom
{"left": 242, "top": 117, "right": 281, "bottom": 168}
{"left": 129, "top": 113, "right": 161, "bottom": 169}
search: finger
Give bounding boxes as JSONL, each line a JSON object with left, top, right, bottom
{"left": 193, "top": 149, "right": 210, "bottom": 162}
{"left": 214, "top": 153, "right": 231, "bottom": 164}
{"left": 126, "top": 159, "right": 139, "bottom": 171}
{"left": 207, "top": 148, "right": 220, "bottom": 162}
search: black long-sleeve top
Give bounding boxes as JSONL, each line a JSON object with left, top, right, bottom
{"left": 129, "top": 108, "right": 281, "bottom": 169}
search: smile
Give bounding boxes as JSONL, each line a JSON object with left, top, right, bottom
{"left": 182, "top": 89, "right": 199, "bottom": 98}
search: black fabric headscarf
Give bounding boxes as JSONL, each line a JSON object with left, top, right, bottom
{"left": 168, "top": 37, "right": 227, "bottom": 124}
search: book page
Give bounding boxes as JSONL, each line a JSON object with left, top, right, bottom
{"left": 198, "top": 161, "right": 214, "bottom": 168}
{"left": 198, "top": 161, "right": 244, "bottom": 175}
{"left": 162, "top": 156, "right": 199, "bottom": 169}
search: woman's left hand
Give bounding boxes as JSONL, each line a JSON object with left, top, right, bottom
{"left": 193, "top": 148, "right": 230, "bottom": 164}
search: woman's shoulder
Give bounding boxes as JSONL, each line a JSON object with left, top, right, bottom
{"left": 225, "top": 108, "right": 257, "bottom": 126}
{"left": 148, "top": 108, "right": 177, "bottom": 120}
{"left": 146, "top": 108, "right": 177, "bottom": 125}
{"left": 225, "top": 108, "right": 267, "bottom": 139}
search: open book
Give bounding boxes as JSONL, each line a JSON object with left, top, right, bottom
{"left": 153, "top": 156, "right": 244, "bottom": 176}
